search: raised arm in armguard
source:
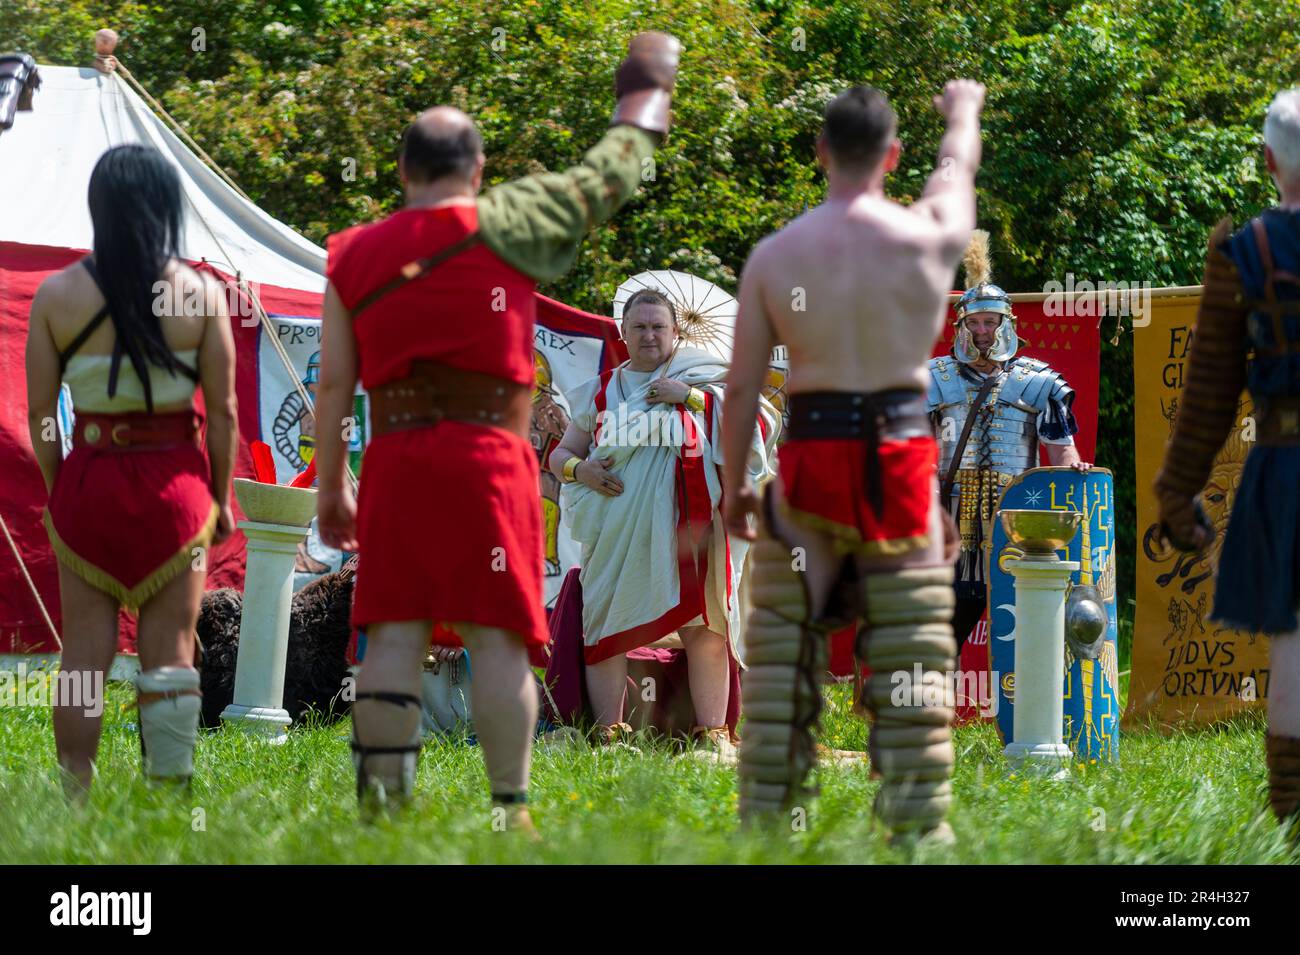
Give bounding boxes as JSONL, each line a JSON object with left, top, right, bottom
{"left": 476, "top": 33, "right": 679, "bottom": 282}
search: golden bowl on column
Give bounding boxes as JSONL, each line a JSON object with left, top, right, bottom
{"left": 999, "top": 509, "right": 1082, "bottom": 559}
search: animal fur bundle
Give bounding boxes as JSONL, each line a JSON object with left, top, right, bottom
{"left": 197, "top": 560, "right": 358, "bottom": 728}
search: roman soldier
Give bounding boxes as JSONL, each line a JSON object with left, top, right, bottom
{"left": 927, "top": 232, "right": 1088, "bottom": 653}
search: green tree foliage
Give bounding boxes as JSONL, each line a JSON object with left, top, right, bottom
{"left": 5, "top": 0, "right": 1299, "bottom": 619}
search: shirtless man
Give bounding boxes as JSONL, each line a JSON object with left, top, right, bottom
{"left": 722, "top": 81, "right": 985, "bottom": 840}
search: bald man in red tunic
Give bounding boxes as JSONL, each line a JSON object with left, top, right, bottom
{"left": 315, "top": 33, "right": 679, "bottom": 828}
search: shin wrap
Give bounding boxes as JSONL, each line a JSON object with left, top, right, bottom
{"left": 859, "top": 567, "right": 956, "bottom": 834}
{"left": 738, "top": 530, "right": 825, "bottom": 819}
{"left": 351, "top": 691, "right": 422, "bottom": 809}
{"left": 1266, "top": 734, "right": 1300, "bottom": 839}
{"left": 135, "top": 667, "right": 202, "bottom": 780}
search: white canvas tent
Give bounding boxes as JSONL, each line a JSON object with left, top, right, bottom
{"left": 0, "top": 64, "right": 326, "bottom": 287}
{"left": 0, "top": 63, "right": 330, "bottom": 666}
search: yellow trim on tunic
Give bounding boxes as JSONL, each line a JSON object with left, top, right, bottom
{"left": 783, "top": 502, "right": 930, "bottom": 558}
{"left": 43, "top": 502, "right": 219, "bottom": 613}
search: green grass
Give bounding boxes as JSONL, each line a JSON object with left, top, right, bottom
{"left": 0, "top": 681, "right": 1293, "bottom": 864}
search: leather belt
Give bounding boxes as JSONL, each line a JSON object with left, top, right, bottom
{"left": 786, "top": 389, "right": 932, "bottom": 519}
{"left": 369, "top": 360, "right": 531, "bottom": 441}
{"left": 1257, "top": 396, "right": 1300, "bottom": 446}
{"left": 786, "top": 389, "right": 931, "bottom": 441}
{"left": 73, "top": 410, "right": 201, "bottom": 451}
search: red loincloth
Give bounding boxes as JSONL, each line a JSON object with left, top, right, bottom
{"left": 778, "top": 435, "right": 936, "bottom": 555}
{"left": 328, "top": 204, "right": 548, "bottom": 649}
{"left": 44, "top": 420, "right": 217, "bottom": 611}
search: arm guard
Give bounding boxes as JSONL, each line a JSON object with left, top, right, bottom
{"left": 475, "top": 126, "right": 658, "bottom": 283}
{"left": 611, "top": 32, "right": 680, "bottom": 136}
{"left": 273, "top": 392, "right": 307, "bottom": 469}
{"left": 1153, "top": 218, "right": 1250, "bottom": 535}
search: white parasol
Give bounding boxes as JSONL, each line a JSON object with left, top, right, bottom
{"left": 612, "top": 270, "right": 737, "bottom": 363}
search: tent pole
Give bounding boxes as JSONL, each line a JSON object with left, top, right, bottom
{"left": 0, "top": 509, "right": 62, "bottom": 650}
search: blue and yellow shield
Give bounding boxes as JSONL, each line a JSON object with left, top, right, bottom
{"left": 988, "top": 466, "right": 1120, "bottom": 762}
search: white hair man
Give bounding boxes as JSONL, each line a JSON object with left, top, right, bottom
{"left": 1155, "top": 86, "right": 1300, "bottom": 842}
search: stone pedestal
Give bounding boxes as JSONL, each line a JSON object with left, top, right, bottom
{"left": 1003, "top": 557, "right": 1080, "bottom": 779}
{"left": 220, "top": 520, "right": 308, "bottom": 743}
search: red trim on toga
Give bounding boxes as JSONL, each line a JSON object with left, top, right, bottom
{"left": 583, "top": 403, "right": 714, "bottom": 663}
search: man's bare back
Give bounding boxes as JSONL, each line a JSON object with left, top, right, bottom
{"left": 722, "top": 79, "right": 985, "bottom": 540}
{"left": 739, "top": 80, "right": 985, "bottom": 398}
{"left": 754, "top": 196, "right": 968, "bottom": 394}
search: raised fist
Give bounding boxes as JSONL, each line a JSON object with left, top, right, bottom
{"left": 932, "top": 79, "right": 986, "bottom": 121}
{"left": 615, "top": 31, "right": 681, "bottom": 99}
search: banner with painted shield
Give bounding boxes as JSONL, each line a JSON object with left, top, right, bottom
{"left": 254, "top": 298, "right": 626, "bottom": 607}
{"left": 988, "top": 466, "right": 1120, "bottom": 762}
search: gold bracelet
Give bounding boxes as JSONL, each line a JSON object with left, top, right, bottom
{"left": 561, "top": 456, "right": 582, "bottom": 483}
{"left": 685, "top": 387, "right": 706, "bottom": 413}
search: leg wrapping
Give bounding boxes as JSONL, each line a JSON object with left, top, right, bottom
{"left": 351, "top": 691, "right": 422, "bottom": 811}
{"left": 860, "top": 566, "right": 956, "bottom": 834}
{"left": 136, "top": 667, "right": 202, "bottom": 781}
{"left": 738, "top": 535, "right": 824, "bottom": 819}
{"left": 1266, "top": 734, "right": 1300, "bottom": 840}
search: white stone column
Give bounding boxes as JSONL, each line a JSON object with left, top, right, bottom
{"left": 220, "top": 520, "right": 308, "bottom": 743}
{"left": 1004, "top": 557, "right": 1080, "bottom": 778}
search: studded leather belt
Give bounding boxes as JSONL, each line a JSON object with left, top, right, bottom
{"left": 369, "top": 360, "right": 531, "bottom": 441}
{"left": 786, "top": 389, "right": 931, "bottom": 441}
{"left": 73, "top": 410, "right": 202, "bottom": 451}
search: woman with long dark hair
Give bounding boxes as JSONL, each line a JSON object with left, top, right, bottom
{"left": 25, "top": 144, "right": 237, "bottom": 793}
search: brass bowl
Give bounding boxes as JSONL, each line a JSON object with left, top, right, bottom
{"left": 233, "top": 478, "right": 317, "bottom": 527}
{"left": 999, "top": 509, "right": 1082, "bottom": 558}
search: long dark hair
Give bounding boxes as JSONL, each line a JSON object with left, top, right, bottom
{"left": 87, "top": 144, "right": 191, "bottom": 409}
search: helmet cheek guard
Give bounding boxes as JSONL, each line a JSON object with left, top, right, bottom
{"left": 986, "top": 313, "right": 1019, "bottom": 362}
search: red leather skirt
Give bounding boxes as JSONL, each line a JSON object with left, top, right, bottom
{"left": 44, "top": 411, "right": 217, "bottom": 610}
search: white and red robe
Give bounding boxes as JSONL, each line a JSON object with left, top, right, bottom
{"left": 562, "top": 346, "right": 780, "bottom": 664}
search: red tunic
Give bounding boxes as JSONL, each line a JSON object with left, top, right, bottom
{"left": 327, "top": 204, "right": 548, "bottom": 649}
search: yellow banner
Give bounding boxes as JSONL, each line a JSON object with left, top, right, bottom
{"left": 1124, "top": 294, "right": 1270, "bottom": 727}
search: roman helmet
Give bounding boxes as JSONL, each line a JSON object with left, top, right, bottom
{"left": 302, "top": 351, "right": 321, "bottom": 386}
{"left": 953, "top": 230, "right": 1018, "bottom": 365}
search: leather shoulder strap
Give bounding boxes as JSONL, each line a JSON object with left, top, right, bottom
{"left": 350, "top": 231, "right": 483, "bottom": 320}
{"left": 940, "top": 369, "right": 1004, "bottom": 503}
{"left": 58, "top": 259, "right": 113, "bottom": 371}
{"left": 1253, "top": 217, "right": 1276, "bottom": 300}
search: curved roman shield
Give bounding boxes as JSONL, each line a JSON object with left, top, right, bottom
{"left": 988, "top": 466, "right": 1120, "bottom": 762}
